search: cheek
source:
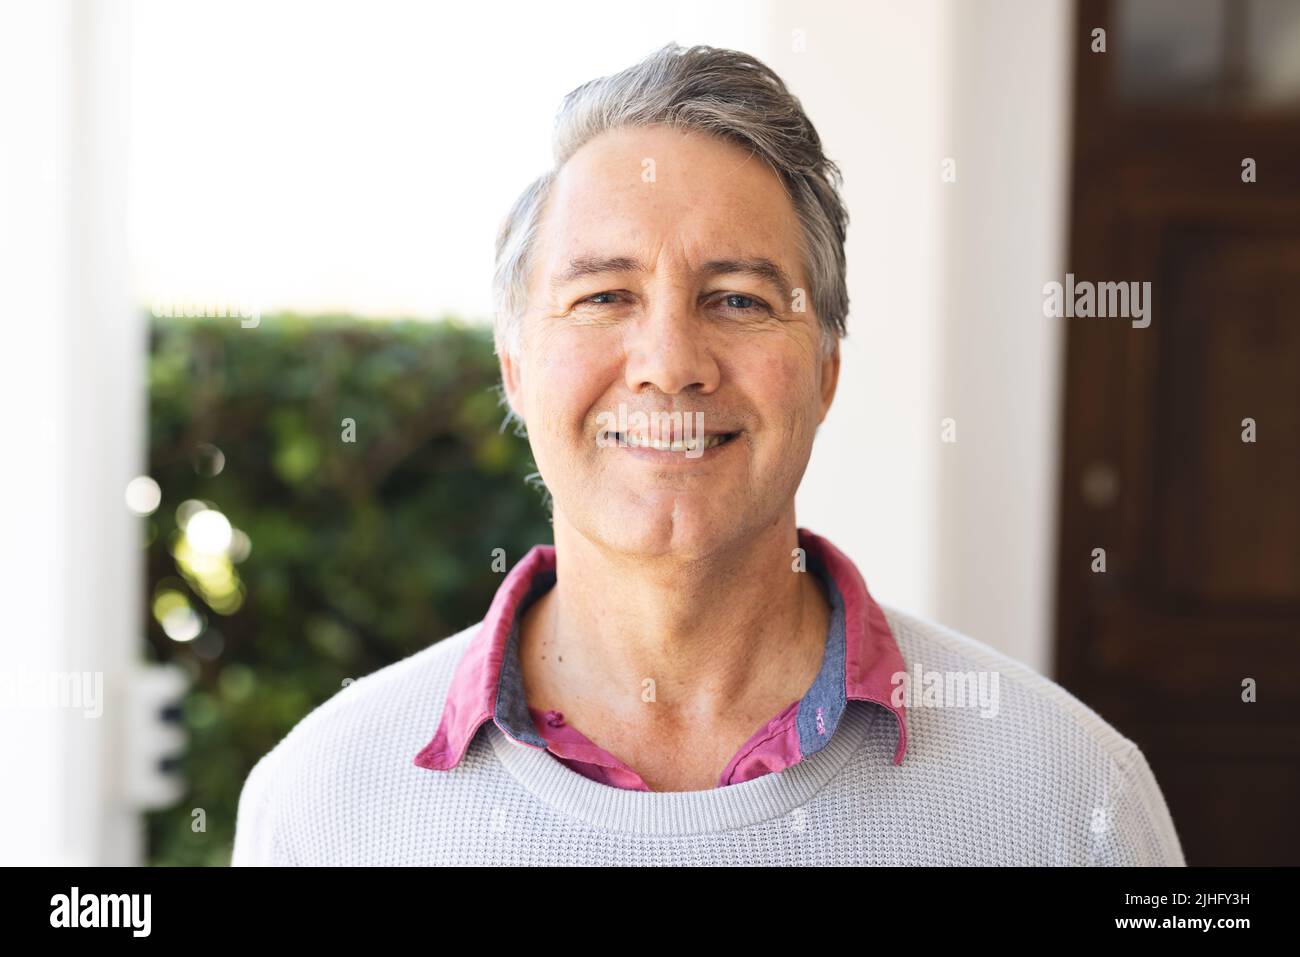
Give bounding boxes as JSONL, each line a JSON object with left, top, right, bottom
{"left": 525, "top": 332, "right": 621, "bottom": 438}
{"left": 746, "top": 351, "right": 822, "bottom": 435}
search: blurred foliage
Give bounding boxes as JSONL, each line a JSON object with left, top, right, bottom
{"left": 143, "top": 313, "right": 551, "bottom": 865}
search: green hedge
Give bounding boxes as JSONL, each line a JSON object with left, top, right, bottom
{"left": 144, "top": 313, "right": 551, "bottom": 865}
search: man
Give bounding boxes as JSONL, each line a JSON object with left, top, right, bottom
{"left": 232, "top": 43, "right": 1185, "bottom": 865}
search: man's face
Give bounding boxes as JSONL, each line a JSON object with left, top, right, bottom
{"left": 501, "top": 124, "right": 839, "bottom": 560}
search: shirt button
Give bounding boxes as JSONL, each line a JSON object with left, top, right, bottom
{"left": 544, "top": 709, "right": 565, "bottom": 727}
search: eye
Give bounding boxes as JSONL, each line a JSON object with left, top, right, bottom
{"left": 579, "top": 292, "right": 621, "bottom": 306}
{"left": 716, "top": 293, "right": 769, "bottom": 313}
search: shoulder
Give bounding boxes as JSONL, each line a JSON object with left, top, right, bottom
{"left": 230, "top": 621, "right": 480, "bottom": 865}
{"left": 876, "top": 602, "right": 1185, "bottom": 865}
{"left": 878, "top": 602, "right": 1139, "bottom": 757}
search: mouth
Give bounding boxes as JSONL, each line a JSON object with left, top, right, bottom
{"left": 608, "top": 431, "right": 740, "bottom": 454}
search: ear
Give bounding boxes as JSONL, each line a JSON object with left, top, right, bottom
{"left": 817, "top": 341, "right": 840, "bottom": 425}
{"left": 498, "top": 340, "right": 526, "bottom": 423}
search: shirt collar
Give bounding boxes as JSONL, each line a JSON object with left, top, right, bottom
{"left": 413, "top": 528, "right": 908, "bottom": 772}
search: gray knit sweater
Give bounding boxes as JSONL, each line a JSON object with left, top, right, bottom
{"left": 231, "top": 604, "right": 1186, "bottom": 865}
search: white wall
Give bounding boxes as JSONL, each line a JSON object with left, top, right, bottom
{"left": 0, "top": 0, "right": 143, "bottom": 864}
{"left": 771, "top": 1, "right": 948, "bottom": 623}
{"left": 785, "top": 0, "right": 1073, "bottom": 674}
{"left": 933, "top": 0, "right": 1072, "bottom": 674}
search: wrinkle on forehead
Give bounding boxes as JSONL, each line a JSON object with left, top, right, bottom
{"left": 533, "top": 125, "right": 806, "bottom": 299}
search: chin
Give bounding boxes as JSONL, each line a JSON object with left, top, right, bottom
{"left": 592, "top": 494, "right": 742, "bottom": 561}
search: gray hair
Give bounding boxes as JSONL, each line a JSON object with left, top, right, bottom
{"left": 491, "top": 42, "right": 850, "bottom": 359}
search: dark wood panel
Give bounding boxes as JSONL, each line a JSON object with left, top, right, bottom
{"left": 1143, "top": 754, "right": 1300, "bottom": 866}
{"left": 1054, "top": 0, "right": 1300, "bottom": 866}
{"left": 1154, "top": 226, "right": 1300, "bottom": 602}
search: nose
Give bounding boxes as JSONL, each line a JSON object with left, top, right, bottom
{"left": 623, "top": 297, "right": 720, "bottom": 396}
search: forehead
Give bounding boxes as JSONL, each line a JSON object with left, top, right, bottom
{"left": 535, "top": 124, "right": 802, "bottom": 279}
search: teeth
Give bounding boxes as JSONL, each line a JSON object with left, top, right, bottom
{"left": 621, "top": 433, "right": 730, "bottom": 451}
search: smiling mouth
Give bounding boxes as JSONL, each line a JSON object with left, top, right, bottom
{"left": 610, "top": 431, "right": 740, "bottom": 453}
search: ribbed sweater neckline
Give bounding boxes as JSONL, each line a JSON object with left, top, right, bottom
{"left": 487, "top": 699, "right": 880, "bottom": 835}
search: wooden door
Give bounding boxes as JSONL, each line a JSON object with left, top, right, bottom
{"left": 1055, "top": 0, "right": 1300, "bottom": 865}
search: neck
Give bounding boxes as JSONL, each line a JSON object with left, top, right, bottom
{"left": 520, "top": 510, "right": 829, "bottom": 735}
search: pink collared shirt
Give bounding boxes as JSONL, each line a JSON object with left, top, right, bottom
{"left": 413, "top": 528, "right": 907, "bottom": 790}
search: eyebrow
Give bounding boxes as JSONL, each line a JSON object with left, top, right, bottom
{"left": 549, "top": 255, "right": 794, "bottom": 298}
